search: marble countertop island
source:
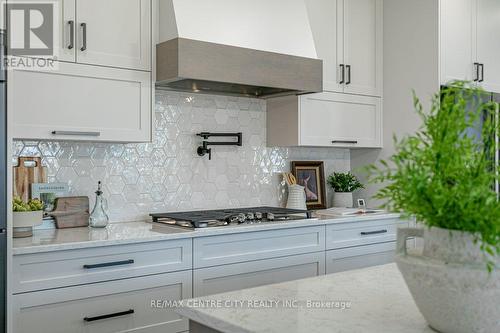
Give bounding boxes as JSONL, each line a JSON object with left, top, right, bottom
{"left": 176, "top": 264, "right": 434, "bottom": 333}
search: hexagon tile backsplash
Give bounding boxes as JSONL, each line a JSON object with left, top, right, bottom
{"left": 13, "top": 91, "right": 351, "bottom": 222}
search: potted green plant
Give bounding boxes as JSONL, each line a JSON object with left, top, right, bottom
{"left": 327, "top": 172, "right": 364, "bottom": 208}
{"left": 13, "top": 197, "right": 44, "bottom": 238}
{"left": 368, "top": 82, "right": 500, "bottom": 333}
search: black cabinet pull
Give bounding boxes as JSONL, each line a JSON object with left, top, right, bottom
{"left": 346, "top": 65, "right": 351, "bottom": 85}
{"left": 361, "top": 229, "right": 388, "bottom": 236}
{"left": 80, "top": 23, "right": 87, "bottom": 51}
{"left": 68, "top": 21, "right": 74, "bottom": 49}
{"left": 83, "top": 259, "right": 134, "bottom": 269}
{"left": 474, "top": 63, "right": 479, "bottom": 82}
{"left": 479, "top": 63, "right": 485, "bottom": 82}
{"left": 84, "top": 309, "right": 134, "bottom": 322}
{"left": 332, "top": 140, "right": 358, "bottom": 144}
{"left": 339, "top": 64, "right": 345, "bottom": 84}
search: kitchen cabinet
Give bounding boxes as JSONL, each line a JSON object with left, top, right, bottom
{"left": 75, "top": 0, "right": 151, "bottom": 71}
{"left": 194, "top": 252, "right": 325, "bottom": 297}
{"left": 440, "top": 0, "right": 500, "bottom": 92}
{"left": 9, "top": 61, "right": 152, "bottom": 142}
{"left": 10, "top": 0, "right": 151, "bottom": 71}
{"left": 12, "top": 239, "right": 191, "bottom": 293}
{"left": 267, "top": 92, "right": 382, "bottom": 148}
{"left": 13, "top": 271, "right": 191, "bottom": 333}
{"left": 326, "top": 242, "right": 395, "bottom": 274}
{"left": 193, "top": 226, "right": 325, "bottom": 268}
{"left": 305, "top": 0, "right": 383, "bottom": 97}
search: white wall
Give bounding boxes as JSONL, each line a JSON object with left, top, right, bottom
{"left": 351, "top": 0, "right": 440, "bottom": 208}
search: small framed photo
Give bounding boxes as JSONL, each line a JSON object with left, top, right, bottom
{"left": 357, "top": 199, "right": 366, "bottom": 209}
{"left": 291, "top": 161, "right": 327, "bottom": 210}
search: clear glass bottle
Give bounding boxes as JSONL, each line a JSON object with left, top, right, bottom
{"left": 89, "top": 181, "right": 109, "bottom": 228}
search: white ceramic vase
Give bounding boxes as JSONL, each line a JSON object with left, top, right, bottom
{"left": 286, "top": 184, "right": 307, "bottom": 210}
{"left": 332, "top": 192, "right": 353, "bottom": 208}
{"left": 13, "top": 211, "right": 43, "bottom": 238}
{"left": 396, "top": 227, "right": 500, "bottom": 333}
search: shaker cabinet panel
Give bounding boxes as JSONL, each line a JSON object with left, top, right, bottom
{"left": 9, "top": 0, "right": 77, "bottom": 62}
{"left": 476, "top": 0, "right": 500, "bottom": 93}
{"left": 10, "top": 61, "right": 151, "bottom": 142}
{"left": 343, "top": 0, "right": 383, "bottom": 96}
{"left": 299, "top": 92, "right": 382, "bottom": 148}
{"left": 75, "top": 0, "right": 151, "bottom": 71}
{"left": 305, "top": 0, "right": 343, "bottom": 93}
{"left": 12, "top": 271, "right": 191, "bottom": 333}
{"left": 440, "top": 0, "right": 477, "bottom": 84}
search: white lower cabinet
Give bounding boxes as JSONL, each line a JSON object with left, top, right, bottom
{"left": 13, "top": 270, "right": 191, "bottom": 333}
{"left": 194, "top": 252, "right": 325, "bottom": 297}
{"left": 10, "top": 61, "right": 152, "bottom": 142}
{"left": 326, "top": 242, "right": 395, "bottom": 274}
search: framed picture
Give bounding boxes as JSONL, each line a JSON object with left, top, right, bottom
{"left": 291, "top": 161, "right": 326, "bottom": 210}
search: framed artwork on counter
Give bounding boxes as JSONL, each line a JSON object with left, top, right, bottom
{"left": 291, "top": 161, "right": 326, "bottom": 210}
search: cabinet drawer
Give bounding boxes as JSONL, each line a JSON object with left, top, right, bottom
{"left": 9, "top": 61, "right": 151, "bottom": 142}
{"left": 326, "top": 242, "right": 395, "bottom": 274}
{"left": 193, "top": 226, "right": 325, "bottom": 268}
{"left": 13, "top": 239, "right": 192, "bottom": 293}
{"left": 194, "top": 252, "right": 325, "bottom": 297}
{"left": 13, "top": 271, "right": 191, "bottom": 333}
{"left": 326, "top": 218, "right": 408, "bottom": 250}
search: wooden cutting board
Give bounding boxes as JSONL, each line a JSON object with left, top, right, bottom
{"left": 13, "top": 157, "right": 47, "bottom": 202}
{"left": 47, "top": 196, "right": 90, "bottom": 229}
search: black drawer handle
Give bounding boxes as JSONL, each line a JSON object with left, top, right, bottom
{"left": 360, "top": 229, "right": 388, "bottom": 236}
{"left": 83, "top": 259, "right": 134, "bottom": 269}
{"left": 332, "top": 140, "right": 358, "bottom": 144}
{"left": 84, "top": 309, "right": 134, "bottom": 322}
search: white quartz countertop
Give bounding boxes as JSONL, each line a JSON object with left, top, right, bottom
{"left": 13, "top": 212, "right": 400, "bottom": 255}
{"left": 175, "top": 264, "right": 434, "bottom": 333}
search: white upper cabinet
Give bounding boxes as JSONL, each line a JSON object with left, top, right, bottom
{"left": 440, "top": 0, "right": 477, "bottom": 84}
{"left": 343, "top": 0, "right": 383, "bottom": 96}
{"left": 305, "top": 0, "right": 382, "bottom": 97}
{"left": 10, "top": 62, "right": 152, "bottom": 142}
{"left": 476, "top": 0, "right": 500, "bottom": 93}
{"left": 440, "top": 0, "right": 500, "bottom": 93}
{"left": 304, "top": 0, "right": 343, "bottom": 93}
{"left": 9, "top": 0, "right": 76, "bottom": 62}
{"left": 75, "top": 0, "right": 151, "bottom": 71}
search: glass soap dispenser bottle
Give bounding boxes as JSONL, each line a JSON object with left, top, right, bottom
{"left": 89, "top": 181, "right": 109, "bottom": 228}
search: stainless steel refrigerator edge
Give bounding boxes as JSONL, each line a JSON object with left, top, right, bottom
{"left": 0, "top": 27, "right": 7, "bottom": 333}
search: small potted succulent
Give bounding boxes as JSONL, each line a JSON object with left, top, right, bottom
{"left": 327, "top": 172, "right": 364, "bottom": 208}
{"left": 13, "top": 197, "right": 44, "bottom": 238}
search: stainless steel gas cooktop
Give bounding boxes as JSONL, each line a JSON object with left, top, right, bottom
{"left": 150, "top": 207, "right": 312, "bottom": 229}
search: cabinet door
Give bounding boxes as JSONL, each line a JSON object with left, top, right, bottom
{"left": 440, "top": 0, "right": 477, "bottom": 85}
{"left": 194, "top": 252, "right": 325, "bottom": 297}
{"left": 304, "top": 0, "right": 343, "bottom": 92}
{"left": 13, "top": 271, "right": 191, "bottom": 333}
{"left": 299, "top": 92, "right": 382, "bottom": 148}
{"left": 476, "top": 0, "right": 500, "bottom": 93}
{"left": 9, "top": 0, "right": 76, "bottom": 62}
{"left": 76, "top": 0, "right": 151, "bottom": 71}
{"left": 326, "top": 242, "right": 395, "bottom": 274}
{"left": 342, "top": 0, "right": 383, "bottom": 96}
{"left": 10, "top": 61, "right": 151, "bottom": 142}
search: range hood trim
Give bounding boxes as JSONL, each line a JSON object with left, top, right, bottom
{"left": 156, "top": 38, "right": 323, "bottom": 98}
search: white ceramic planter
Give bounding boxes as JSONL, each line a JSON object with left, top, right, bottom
{"left": 332, "top": 192, "right": 353, "bottom": 208}
{"left": 13, "top": 211, "right": 43, "bottom": 238}
{"left": 396, "top": 227, "right": 500, "bottom": 333}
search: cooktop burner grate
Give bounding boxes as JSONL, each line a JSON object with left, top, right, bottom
{"left": 150, "top": 206, "right": 312, "bottom": 228}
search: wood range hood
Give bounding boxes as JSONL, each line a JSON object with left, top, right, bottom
{"left": 155, "top": 0, "right": 323, "bottom": 99}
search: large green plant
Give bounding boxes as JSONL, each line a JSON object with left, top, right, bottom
{"left": 368, "top": 82, "right": 500, "bottom": 270}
